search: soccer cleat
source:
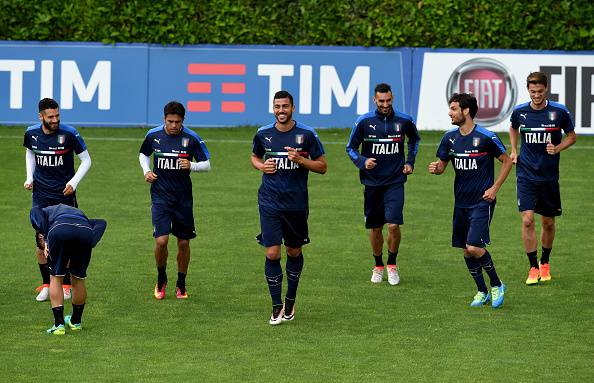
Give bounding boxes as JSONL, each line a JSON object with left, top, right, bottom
{"left": 64, "top": 315, "right": 82, "bottom": 331}
{"left": 491, "top": 282, "right": 506, "bottom": 308}
{"left": 154, "top": 282, "right": 166, "bottom": 300}
{"left": 269, "top": 305, "right": 284, "bottom": 326}
{"left": 46, "top": 324, "right": 65, "bottom": 335}
{"left": 175, "top": 287, "right": 188, "bottom": 299}
{"left": 526, "top": 267, "right": 540, "bottom": 285}
{"left": 371, "top": 266, "right": 384, "bottom": 283}
{"left": 470, "top": 291, "right": 491, "bottom": 307}
{"left": 63, "top": 285, "right": 72, "bottom": 300}
{"left": 539, "top": 263, "right": 551, "bottom": 282}
{"left": 282, "top": 299, "right": 295, "bottom": 322}
{"left": 35, "top": 284, "right": 50, "bottom": 302}
{"left": 387, "top": 265, "right": 400, "bottom": 285}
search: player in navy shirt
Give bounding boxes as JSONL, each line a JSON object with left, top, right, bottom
{"left": 23, "top": 98, "right": 91, "bottom": 302}
{"left": 509, "top": 72, "right": 576, "bottom": 285}
{"left": 429, "top": 93, "right": 512, "bottom": 308}
{"left": 139, "top": 101, "right": 211, "bottom": 300}
{"left": 251, "top": 91, "right": 326, "bottom": 325}
{"left": 30, "top": 204, "right": 107, "bottom": 335}
{"left": 346, "top": 83, "right": 420, "bottom": 285}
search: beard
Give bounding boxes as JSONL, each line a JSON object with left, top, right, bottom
{"left": 42, "top": 118, "right": 59, "bottom": 132}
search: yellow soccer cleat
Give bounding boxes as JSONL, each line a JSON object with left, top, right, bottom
{"left": 539, "top": 263, "right": 551, "bottom": 282}
{"left": 526, "top": 267, "right": 540, "bottom": 285}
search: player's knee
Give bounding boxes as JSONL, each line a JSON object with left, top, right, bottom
{"left": 465, "top": 245, "right": 482, "bottom": 257}
{"left": 541, "top": 218, "right": 555, "bottom": 232}
{"left": 286, "top": 247, "right": 302, "bottom": 257}
{"left": 387, "top": 223, "right": 400, "bottom": 234}
{"left": 265, "top": 248, "right": 281, "bottom": 260}
{"left": 522, "top": 215, "right": 535, "bottom": 229}
{"left": 155, "top": 236, "right": 169, "bottom": 248}
{"left": 177, "top": 238, "right": 190, "bottom": 250}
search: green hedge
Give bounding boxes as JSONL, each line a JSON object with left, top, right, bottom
{"left": 1, "top": 0, "right": 593, "bottom": 50}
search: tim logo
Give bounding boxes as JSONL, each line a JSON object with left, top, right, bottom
{"left": 446, "top": 58, "right": 517, "bottom": 126}
{"left": 186, "top": 63, "right": 246, "bottom": 113}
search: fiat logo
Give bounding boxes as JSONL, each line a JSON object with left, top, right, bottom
{"left": 446, "top": 58, "right": 517, "bottom": 126}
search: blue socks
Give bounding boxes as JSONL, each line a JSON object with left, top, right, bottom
{"left": 478, "top": 250, "right": 501, "bottom": 287}
{"left": 265, "top": 258, "right": 283, "bottom": 306}
{"left": 464, "top": 256, "right": 488, "bottom": 293}
{"left": 286, "top": 253, "right": 304, "bottom": 300}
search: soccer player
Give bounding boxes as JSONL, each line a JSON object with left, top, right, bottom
{"left": 251, "top": 90, "right": 327, "bottom": 325}
{"left": 346, "top": 83, "right": 420, "bottom": 285}
{"left": 139, "top": 101, "right": 211, "bottom": 300}
{"left": 30, "top": 204, "right": 107, "bottom": 335}
{"left": 429, "top": 93, "right": 512, "bottom": 308}
{"left": 23, "top": 98, "right": 92, "bottom": 302}
{"left": 509, "top": 72, "right": 576, "bottom": 285}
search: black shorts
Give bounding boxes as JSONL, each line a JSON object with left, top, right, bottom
{"left": 47, "top": 221, "right": 94, "bottom": 278}
{"left": 452, "top": 200, "right": 496, "bottom": 249}
{"left": 257, "top": 205, "right": 309, "bottom": 248}
{"left": 151, "top": 201, "right": 196, "bottom": 240}
{"left": 364, "top": 183, "right": 404, "bottom": 228}
{"left": 32, "top": 193, "right": 78, "bottom": 249}
{"left": 517, "top": 177, "right": 562, "bottom": 217}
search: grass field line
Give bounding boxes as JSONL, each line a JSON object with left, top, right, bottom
{"left": 2, "top": 135, "right": 594, "bottom": 148}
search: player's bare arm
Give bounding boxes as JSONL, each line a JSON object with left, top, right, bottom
{"left": 547, "top": 130, "right": 576, "bottom": 155}
{"left": 428, "top": 159, "right": 447, "bottom": 175}
{"left": 483, "top": 152, "right": 513, "bottom": 202}
{"left": 251, "top": 153, "right": 276, "bottom": 174}
{"left": 284, "top": 146, "right": 327, "bottom": 174}
{"left": 508, "top": 125, "right": 519, "bottom": 164}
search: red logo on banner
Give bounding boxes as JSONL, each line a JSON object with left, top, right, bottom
{"left": 187, "top": 64, "right": 246, "bottom": 113}
{"left": 446, "top": 58, "right": 517, "bottom": 126}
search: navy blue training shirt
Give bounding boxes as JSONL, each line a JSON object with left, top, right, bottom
{"left": 23, "top": 123, "right": 87, "bottom": 200}
{"left": 252, "top": 122, "right": 325, "bottom": 211}
{"left": 346, "top": 109, "right": 420, "bottom": 186}
{"left": 436, "top": 125, "right": 506, "bottom": 208}
{"left": 139, "top": 126, "right": 210, "bottom": 204}
{"left": 509, "top": 101, "right": 574, "bottom": 182}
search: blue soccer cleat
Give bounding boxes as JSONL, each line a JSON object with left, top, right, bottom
{"left": 470, "top": 291, "right": 491, "bottom": 307}
{"left": 46, "top": 324, "right": 65, "bottom": 335}
{"left": 491, "top": 282, "right": 506, "bottom": 308}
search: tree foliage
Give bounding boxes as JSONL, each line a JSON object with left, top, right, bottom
{"left": 0, "top": 0, "right": 592, "bottom": 50}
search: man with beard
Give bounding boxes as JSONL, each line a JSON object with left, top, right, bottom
{"left": 509, "top": 72, "right": 576, "bottom": 285}
{"left": 251, "top": 90, "right": 327, "bottom": 325}
{"left": 346, "top": 83, "right": 420, "bottom": 285}
{"left": 23, "top": 98, "right": 92, "bottom": 302}
{"left": 429, "top": 93, "right": 512, "bottom": 308}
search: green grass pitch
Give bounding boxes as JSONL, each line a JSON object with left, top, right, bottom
{"left": 0, "top": 126, "right": 593, "bottom": 382}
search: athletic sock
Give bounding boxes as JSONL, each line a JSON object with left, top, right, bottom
{"left": 52, "top": 305, "right": 65, "bottom": 326}
{"left": 176, "top": 272, "right": 187, "bottom": 293}
{"left": 265, "top": 258, "right": 283, "bottom": 306}
{"left": 387, "top": 251, "right": 398, "bottom": 266}
{"left": 478, "top": 250, "right": 502, "bottom": 287}
{"left": 71, "top": 303, "right": 85, "bottom": 324}
{"left": 38, "top": 263, "right": 50, "bottom": 285}
{"left": 63, "top": 272, "right": 71, "bottom": 286}
{"left": 373, "top": 254, "right": 384, "bottom": 268}
{"left": 541, "top": 247, "right": 552, "bottom": 265}
{"left": 285, "top": 253, "right": 304, "bottom": 300}
{"left": 527, "top": 250, "right": 539, "bottom": 269}
{"left": 157, "top": 266, "right": 167, "bottom": 289}
{"left": 464, "top": 256, "right": 488, "bottom": 293}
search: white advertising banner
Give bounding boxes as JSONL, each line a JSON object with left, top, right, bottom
{"left": 416, "top": 52, "right": 594, "bottom": 134}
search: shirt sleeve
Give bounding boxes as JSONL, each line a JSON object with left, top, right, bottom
{"left": 29, "top": 207, "right": 49, "bottom": 235}
{"left": 436, "top": 134, "right": 451, "bottom": 162}
{"left": 191, "top": 135, "right": 210, "bottom": 162}
{"left": 139, "top": 134, "right": 154, "bottom": 156}
{"left": 509, "top": 110, "right": 520, "bottom": 130}
{"left": 346, "top": 120, "right": 366, "bottom": 169}
{"left": 560, "top": 109, "right": 575, "bottom": 134}
{"left": 308, "top": 130, "right": 325, "bottom": 160}
{"left": 405, "top": 120, "right": 421, "bottom": 167}
{"left": 23, "top": 132, "right": 31, "bottom": 149}
{"left": 252, "top": 134, "right": 265, "bottom": 158}
{"left": 71, "top": 129, "right": 87, "bottom": 154}
{"left": 489, "top": 132, "right": 506, "bottom": 157}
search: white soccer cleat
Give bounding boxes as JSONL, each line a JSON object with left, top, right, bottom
{"left": 63, "top": 286, "right": 72, "bottom": 300}
{"left": 269, "top": 305, "right": 284, "bottom": 326}
{"left": 387, "top": 265, "right": 400, "bottom": 286}
{"left": 35, "top": 285, "right": 50, "bottom": 302}
{"left": 371, "top": 266, "right": 384, "bottom": 283}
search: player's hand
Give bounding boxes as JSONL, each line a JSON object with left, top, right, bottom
{"left": 510, "top": 151, "right": 517, "bottom": 164}
{"left": 482, "top": 186, "right": 498, "bottom": 202}
{"left": 144, "top": 171, "right": 158, "bottom": 183}
{"left": 43, "top": 241, "right": 49, "bottom": 258}
{"left": 177, "top": 158, "right": 191, "bottom": 170}
{"left": 403, "top": 164, "right": 413, "bottom": 175}
{"left": 262, "top": 158, "right": 277, "bottom": 174}
{"left": 365, "top": 158, "right": 377, "bottom": 170}
{"left": 546, "top": 142, "right": 557, "bottom": 155}
{"left": 428, "top": 161, "right": 440, "bottom": 174}
{"left": 284, "top": 146, "right": 303, "bottom": 164}
{"left": 24, "top": 181, "right": 33, "bottom": 190}
{"left": 63, "top": 184, "right": 74, "bottom": 196}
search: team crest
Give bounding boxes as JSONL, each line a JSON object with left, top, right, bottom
{"left": 549, "top": 111, "right": 557, "bottom": 121}
{"left": 181, "top": 137, "right": 190, "bottom": 147}
{"left": 473, "top": 137, "right": 480, "bottom": 147}
{"left": 295, "top": 134, "right": 304, "bottom": 145}
{"left": 57, "top": 135, "right": 65, "bottom": 145}
{"left": 394, "top": 123, "right": 401, "bottom": 132}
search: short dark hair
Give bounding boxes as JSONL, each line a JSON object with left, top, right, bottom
{"left": 38, "top": 98, "right": 59, "bottom": 112}
{"left": 448, "top": 93, "right": 478, "bottom": 119}
{"left": 163, "top": 101, "right": 185, "bottom": 118}
{"left": 526, "top": 72, "right": 548, "bottom": 88}
{"left": 374, "top": 83, "right": 392, "bottom": 94}
{"left": 273, "top": 90, "right": 293, "bottom": 105}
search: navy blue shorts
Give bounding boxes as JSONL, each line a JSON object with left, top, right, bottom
{"left": 517, "top": 177, "right": 562, "bottom": 217}
{"left": 452, "top": 200, "right": 496, "bottom": 249}
{"left": 364, "top": 183, "right": 404, "bottom": 228}
{"left": 151, "top": 202, "right": 196, "bottom": 240}
{"left": 257, "top": 205, "right": 310, "bottom": 248}
{"left": 47, "top": 219, "right": 93, "bottom": 278}
{"left": 32, "top": 192, "right": 78, "bottom": 249}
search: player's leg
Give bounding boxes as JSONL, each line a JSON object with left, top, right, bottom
{"left": 66, "top": 276, "right": 86, "bottom": 331}
{"left": 151, "top": 203, "right": 172, "bottom": 299}
{"left": 65, "top": 231, "right": 92, "bottom": 330}
{"left": 535, "top": 180, "right": 561, "bottom": 282}
{"left": 517, "top": 178, "right": 540, "bottom": 284}
{"left": 45, "top": 226, "right": 69, "bottom": 335}
{"left": 171, "top": 203, "right": 196, "bottom": 299}
{"left": 364, "top": 185, "right": 386, "bottom": 282}
{"left": 259, "top": 205, "right": 284, "bottom": 325}
{"left": 385, "top": 183, "right": 404, "bottom": 285}
{"left": 539, "top": 216, "right": 555, "bottom": 281}
{"left": 282, "top": 209, "right": 309, "bottom": 322}
{"left": 175, "top": 238, "right": 190, "bottom": 298}
{"left": 34, "top": 232, "right": 51, "bottom": 301}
